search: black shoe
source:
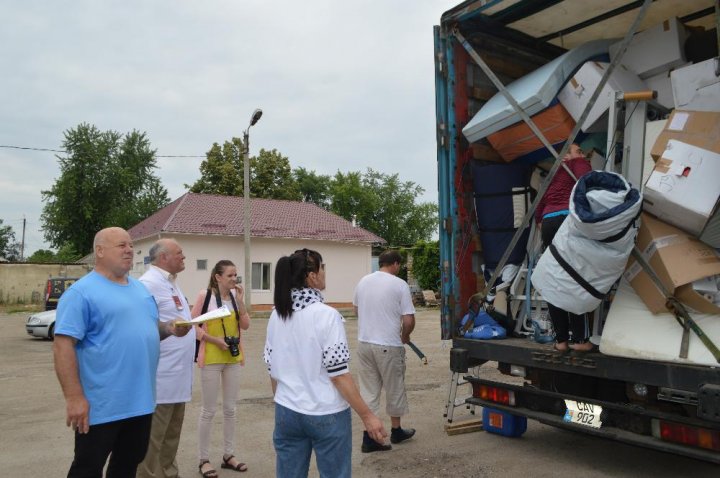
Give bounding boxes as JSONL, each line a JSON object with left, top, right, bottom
{"left": 361, "top": 440, "right": 392, "bottom": 453}
{"left": 390, "top": 427, "right": 416, "bottom": 444}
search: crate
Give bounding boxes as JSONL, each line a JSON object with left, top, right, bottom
{"left": 482, "top": 407, "right": 527, "bottom": 437}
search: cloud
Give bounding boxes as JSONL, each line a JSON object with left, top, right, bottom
{"left": 1, "top": 0, "right": 452, "bottom": 254}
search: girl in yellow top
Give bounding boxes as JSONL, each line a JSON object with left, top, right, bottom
{"left": 191, "top": 260, "right": 250, "bottom": 477}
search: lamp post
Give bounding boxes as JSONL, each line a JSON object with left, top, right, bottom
{"left": 243, "top": 108, "right": 263, "bottom": 311}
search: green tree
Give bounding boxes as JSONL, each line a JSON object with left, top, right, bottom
{"left": 187, "top": 138, "right": 245, "bottom": 196}
{"left": 188, "top": 139, "right": 300, "bottom": 200}
{"left": 294, "top": 167, "right": 331, "bottom": 208}
{"left": 407, "top": 240, "right": 440, "bottom": 290}
{"left": 329, "top": 171, "right": 367, "bottom": 221}
{"left": 329, "top": 169, "right": 438, "bottom": 246}
{"left": 55, "top": 242, "right": 83, "bottom": 262}
{"left": 26, "top": 242, "right": 83, "bottom": 263}
{"left": 41, "top": 123, "right": 170, "bottom": 254}
{"left": 0, "top": 219, "right": 20, "bottom": 260}
{"left": 27, "top": 249, "right": 56, "bottom": 262}
{"left": 253, "top": 149, "right": 301, "bottom": 200}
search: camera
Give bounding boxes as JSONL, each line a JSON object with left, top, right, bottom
{"left": 224, "top": 336, "right": 240, "bottom": 357}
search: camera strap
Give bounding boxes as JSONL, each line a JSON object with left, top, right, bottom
{"left": 215, "top": 290, "right": 241, "bottom": 340}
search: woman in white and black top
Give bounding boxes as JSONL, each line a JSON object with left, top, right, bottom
{"left": 191, "top": 260, "right": 250, "bottom": 477}
{"left": 264, "top": 248, "right": 387, "bottom": 478}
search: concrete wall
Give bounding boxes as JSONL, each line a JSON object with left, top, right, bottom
{"left": 0, "top": 263, "right": 92, "bottom": 304}
{"left": 130, "top": 234, "right": 373, "bottom": 309}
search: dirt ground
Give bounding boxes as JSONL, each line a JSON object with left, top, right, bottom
{"left": 1, "top": 308, "right": 717, "bottom": 477}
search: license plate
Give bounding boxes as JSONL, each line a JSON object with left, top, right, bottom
{"left": 563, "top": 400, "right": 602, "bottom": 428}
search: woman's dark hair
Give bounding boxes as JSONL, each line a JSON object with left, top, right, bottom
{"left": 274, "top": 248, "right": 322, "bottom": 320}
{"left": 208, "top": 260, "right": 235, "bottom": 294}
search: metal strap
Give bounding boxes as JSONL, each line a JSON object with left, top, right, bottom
{"left": 598, "top": 210, "right": 641, "bottom": 244}
{"left": 549, "top": 244, "right": 605, "bottom": 300}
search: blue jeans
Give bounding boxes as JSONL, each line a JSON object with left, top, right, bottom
{"left": 273, "top": 403, "right": 352, "bottom": 478}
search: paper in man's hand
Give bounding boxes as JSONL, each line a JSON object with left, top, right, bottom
{"left": 175, "top": 305, "right": 231, "bottom": 325}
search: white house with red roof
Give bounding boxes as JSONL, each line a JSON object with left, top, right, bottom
{"left": 128, "top": 192, "right": 385, "bottom": 308}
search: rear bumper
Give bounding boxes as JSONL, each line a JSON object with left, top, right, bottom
{"left": 466, "top": 376, "right": 720, "bottom": 464}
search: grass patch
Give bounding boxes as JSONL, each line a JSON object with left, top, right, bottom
{"left": 0, "top": 304, "right": 43, "bottom": 315}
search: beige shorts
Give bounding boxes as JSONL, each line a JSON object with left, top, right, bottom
{"left": 357, "top": 341, "right": 409, "bottom": 417}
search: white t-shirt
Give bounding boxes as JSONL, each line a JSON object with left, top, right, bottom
{"left": 140, "top": 266, "right": 196, "bottom": 404}
{"left": 353, "top": 271, "right": 415, "bottom": 347}
{"left": 263, "top": 302, "right": 350, "bottom": 416}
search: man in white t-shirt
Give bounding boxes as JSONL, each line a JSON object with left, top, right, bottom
{"left": 353, "top": 250, "right": 416, "bottom": 453}
{"left": 137, "top": 239, "right": 196, "bottom": 478}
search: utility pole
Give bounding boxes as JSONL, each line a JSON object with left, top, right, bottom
{"left": 243, "top": 108, "right": 263, "bottom": 311}
{"left": 20, "top": 216, "right": 26, "bottom": 261}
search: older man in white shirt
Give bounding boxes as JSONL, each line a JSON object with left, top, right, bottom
{"left": 137, "top": 238, "right": 196, "bottom": 478}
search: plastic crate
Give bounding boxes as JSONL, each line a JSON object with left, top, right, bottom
{"left": 483, "top": 407, "right": 527, "bottom": 437}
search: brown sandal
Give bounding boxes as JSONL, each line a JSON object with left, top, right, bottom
{"left": 199, "top": 460, "right": 218, "bottom": 478}
{"left": 221, "top": 454, "right": 248, "bottom": 472}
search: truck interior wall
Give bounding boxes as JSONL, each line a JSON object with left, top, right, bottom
{"left": 449, "top": 40, "right": 479, "bottom": 332}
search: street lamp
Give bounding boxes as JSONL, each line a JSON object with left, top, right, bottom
{"left": 243, "top": 108, "right": 263, "bottom": 311}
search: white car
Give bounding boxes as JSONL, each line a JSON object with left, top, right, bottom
{"left": 26, "top": 309, "right": 57, "bottom": 339}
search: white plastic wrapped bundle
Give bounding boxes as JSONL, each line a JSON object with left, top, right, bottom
{"left": 531, "top": 171, "right": 642, "bottom": 314}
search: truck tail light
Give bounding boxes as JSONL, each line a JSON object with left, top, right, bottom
{"left": 473, "top": 384, "right": 515, "bottom": 406}
{"left": 652, "top": 419, "right": 720, "bottom": 451}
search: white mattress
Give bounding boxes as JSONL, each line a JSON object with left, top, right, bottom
{"left": 462, "top": 39, "right": 614, "bottom": 143}
{"left": 600, "top": 279, "right": 720, "bottom": 367}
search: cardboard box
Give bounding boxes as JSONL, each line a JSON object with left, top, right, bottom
{"left": 558, "top": 61, "right": 646, "bottom": 133}
{"left": 609, "top": 17, "right": 688, "bottom": 79}
{"left": 671, "top": 58, "right": 720, "bottom": 112}
{"left": 486, "top": 103, "right": 575, "bottom": 162}
{"left": 650, "top": 110, "right": 720, "bottom": 161}
{"left": 471, "top": 142, "right": 503, "bottom": 162}
{"left": 644, "top": 140, "right": 720, "bottom": 236}
{"left": 644, "top": 69, "right": 675, "bottom": 109}
{"left": 642, "top": 119, "right": 667, "bottom": 190}
{"left": 624, "top": 213, "right": 720, "bottom": 315}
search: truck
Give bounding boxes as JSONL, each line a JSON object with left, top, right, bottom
{"left": 434, "top": 0, "right": 720, "bottom": 463}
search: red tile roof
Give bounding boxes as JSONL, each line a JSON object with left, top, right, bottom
{"left": 128, "top": 193, "right": 385, "bottom": 244}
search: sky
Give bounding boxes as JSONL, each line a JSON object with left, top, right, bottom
{"left": 0, "top": 0, "right": 457, "bottom": 256}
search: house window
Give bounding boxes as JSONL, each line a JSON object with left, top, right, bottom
{"left": 252, "top": 262, "right": 271, "bottom": 290}
{"left": 197, "top": 259, "right": 207, "bottom": 271}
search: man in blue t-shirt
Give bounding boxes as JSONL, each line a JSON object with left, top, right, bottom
{"left": 53, "top": 227, "right": 190, "bottom": 478}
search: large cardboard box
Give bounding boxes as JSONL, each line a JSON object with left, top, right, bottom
{"left": 558, "top": 61, "right": 646, "bottom": 133}
{"left": 650, "top": 110, "right": 720, "bottom": 161}
{"left": 486, "top": 103, "right": 575, "bottom": 162}
{"left": 609, "top": 17, "right": 688, "bottom": 79}
{"left": 644, "top": 69, "right": 675, "bottom": 109}
{"left": 642, "top": 119, "right": 667, "bottom": 191}
{"left": 671, "top": 58, "right": 720, "bottom": 112}
{"left": 624, "top": 213, "right": 720, "bottom": 315}
{"left": 644, "top": 140, "right": 720, "bottom": 236}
